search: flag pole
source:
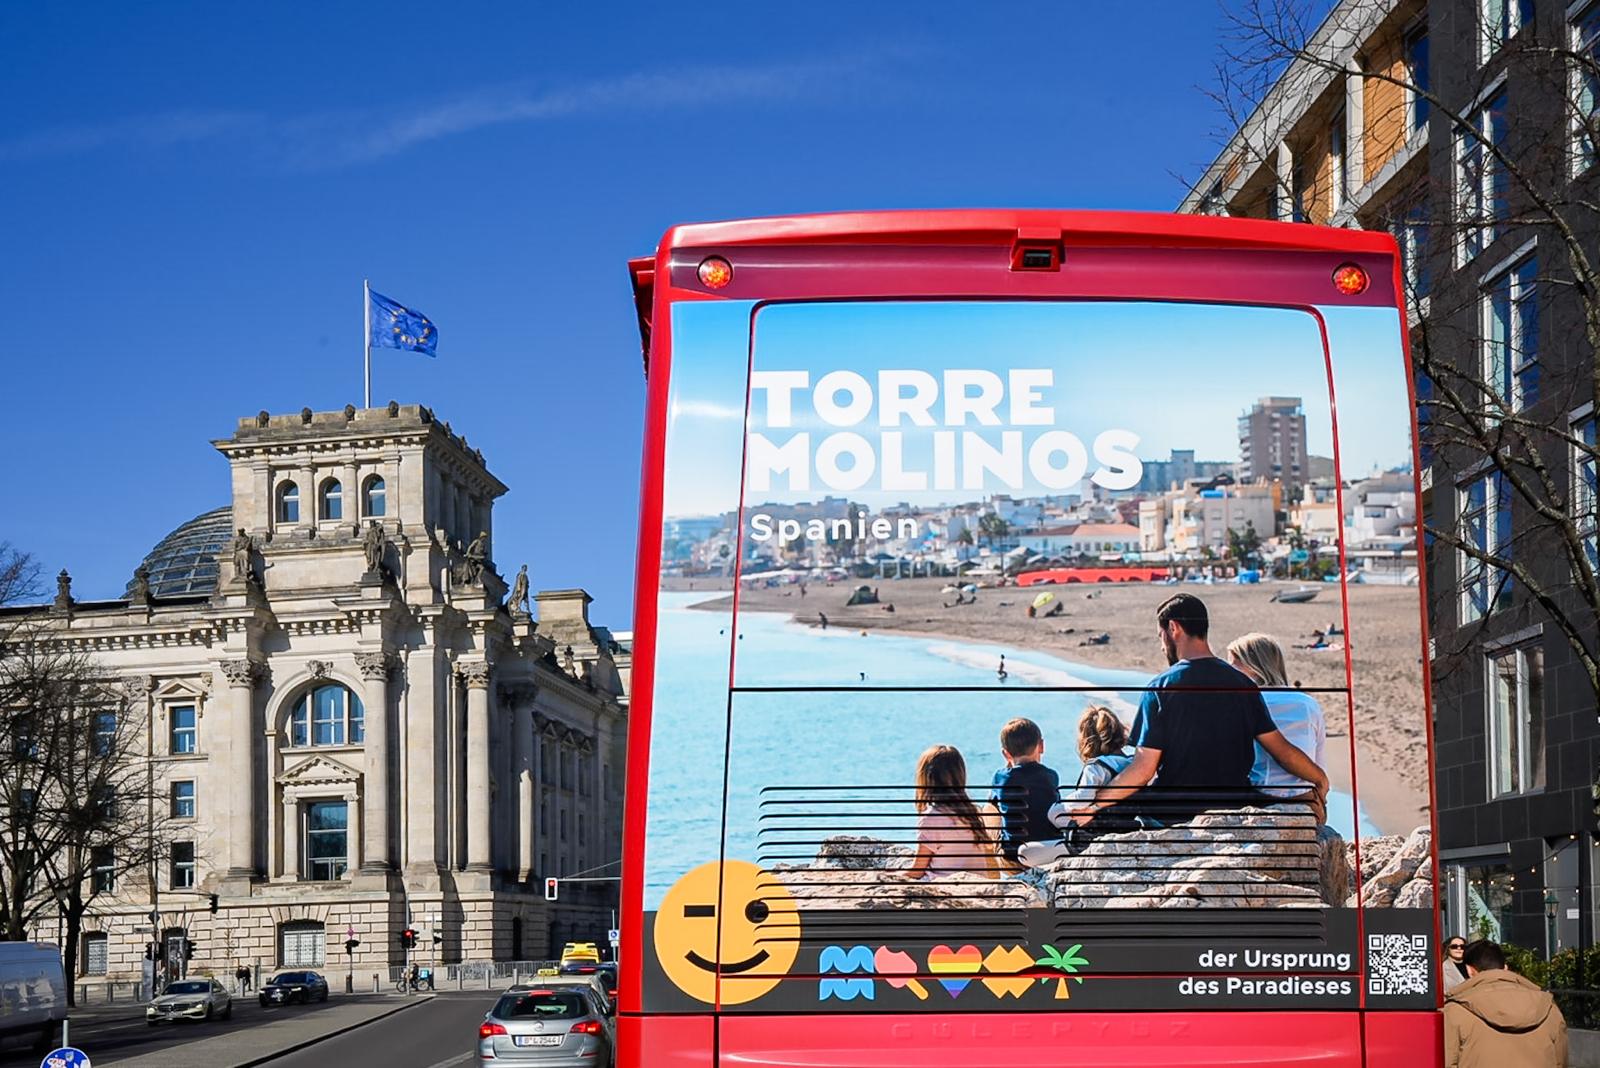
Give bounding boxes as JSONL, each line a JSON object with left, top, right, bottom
{"left": 363, "top": 279, "right": 372, "bottom": 408}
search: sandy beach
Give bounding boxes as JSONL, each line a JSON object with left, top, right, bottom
{"left": 685, "top": 576, "right": 1430, "bottom": 836}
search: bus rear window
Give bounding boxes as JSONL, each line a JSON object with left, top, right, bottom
{"left": 494, "top": 992, "right": 589, "bottom": 1019}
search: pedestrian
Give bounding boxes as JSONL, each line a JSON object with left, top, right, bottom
{"left": 236, "top": 962, "right": 251, "bottom": 994}
{"left": 1444, "top": 939, "right": 1567, "bottom": 1068}
{"left": 1441, "top": 936, "right": 1467, "bottom": 994}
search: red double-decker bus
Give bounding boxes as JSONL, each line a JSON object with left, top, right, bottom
{"left": 621, "top": 211, "right": 1440, "bottom": 1067}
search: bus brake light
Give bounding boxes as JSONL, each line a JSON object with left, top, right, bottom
{"left": 697, "top": 256, "right": 733, "bottom": 289}
{"left": 1332, "top": 263, "right": 1369, "bottom": 295}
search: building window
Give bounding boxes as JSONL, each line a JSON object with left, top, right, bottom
{"left": 1330, "top": 110, "right": 1347, "bottom": 213}
{"left": 1391, "top": 193, "right": 1432, "bottom": 300}
{"left": 171, "top": 780, "right": 196, "bottom": 819}
{"left": 91, "top": 845, "right": 115, "bottom": 894}
{"left": 362, "top": 475, "right": 386, "bottom": 518}
{"left": 1405, "top": 22, "right": 1430, "bottom": 134}
{"left": 1575, "top": 415, "right": 1597, "bottom": 571}
{"left": 1483, "top": 254, "right": 1539, "bottom": 410}
{"left": 288, "top": 684, "right": 364, "bottom": 747}
{"left": 280, "top": 920, "right": 326, "bottom": 967}
{"left": 1457, "top": 88, "right": 1509, "bottom": 262}
{"left": 1482, "top": 0, "right": 1533, "bottom": 62}
{"left": 170, "top": 841, "right": 196, "bottom": 890}
{"left": 305, "top": 802, "right": 349, "bottom": 881}
{"left": 1453, "top": 862, "right": 1515, "bottom": 941}
{"left": 1459, "top": 470, "right": 1511, "bottom": 623}
{"left": 169, "top": 705, "right": 197, "bottom": 755}
{"left": 1488, "top": 641, "right": 1544, "bottom": 797}
{"left": 92, "top": 785, "right": 117, "bottom": 820}
{"left": 93, "top": 711, "right": 117, "bottom": 758}
{"left": 276, "top": 481, "right": 300, "bottom": 523}
{"left": 83, "top": 933, "right": 108, "bottom": 976}
{"left": 319, "top": 479, "right": 343, "bottom": 521}
{"left": 1576, "top": 3, "right": 1600, "bottom": 173}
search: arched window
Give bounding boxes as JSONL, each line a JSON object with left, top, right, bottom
{"left": 319, "top": 479, "right": 342, "bottom": 521}
{"left": 288, "top": 684, "right": 365, "bottom": 747}
{"left": 276, "top": 482, "right": 300, "bottom": 523}
{"left": 362, "top": 475, "right": 386, "bottom": 518}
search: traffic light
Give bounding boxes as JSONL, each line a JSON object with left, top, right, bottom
{"left": 432, "top": 930, "right": 442, "bottom": 945}
{"left": 400, "top": 927, "right": 417, "bottom": 949}
{"left": 182, "top": 938, "right": 195, "bottom": 961}
{"left": 544, "top": 877, "right": 558, "bottom": 902}
{"left": 208, "top": 894, "right": 219, "bottom": 914}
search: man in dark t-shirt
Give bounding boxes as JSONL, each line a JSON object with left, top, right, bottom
{"left": 1131, "top": 656, "right": 1276, "bottom": 788}
{"left": 1070, "top": 594, "right": 1327, "bottom": 828}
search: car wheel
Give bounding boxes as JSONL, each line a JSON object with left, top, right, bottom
{"left": 223, "top": 1002, "right": 233, "bottom": 1020}
{"left": 319, "top": 989, "right": 328, "bottom": 1002}
{"left": 204, "top": 1005, "right": 213, "bottom": 1022}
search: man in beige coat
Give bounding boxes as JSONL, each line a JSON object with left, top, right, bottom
{"left": 1444, "top": 940, "right": 1568, "bottom": 1068}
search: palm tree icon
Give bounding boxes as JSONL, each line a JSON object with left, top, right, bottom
{"left": 1034, "top": 943, "right": 1091, "bottom": 1000}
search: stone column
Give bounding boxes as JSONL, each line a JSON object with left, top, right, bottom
{"left": 282, "top": 798, "right": 300, "bottom": 881}
{"left": 355, "top": 652, "right": 394, "bottom": 873}
{"left": 514, "top": 699, "right": 535, "bottom": 882}
{"left": 459, "top": 661, "right": 492, "bottom": 872}
{"left": 219, "top": 659, "right": 262, "bottom": 881}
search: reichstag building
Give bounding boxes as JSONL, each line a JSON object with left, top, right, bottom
{"left": 17, "top": 404, "right": 629, "bottom": 981}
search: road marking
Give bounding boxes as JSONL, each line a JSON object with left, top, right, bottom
{"left": 418, "top": 1054, "right": 473, "bottom": 1068}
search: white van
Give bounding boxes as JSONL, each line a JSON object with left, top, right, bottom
{"left": 0, "top": 942, "right": 67, "bottom": 1054}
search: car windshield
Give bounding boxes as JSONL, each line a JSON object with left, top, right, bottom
{"left": 167, "top": 982, "right": 209, "bottom": 994}
{"left": 492, "top": 991, "right": 589, "bottom": 1020}
{"left": 268, "top": 974, "right": 303, "bottom": 984}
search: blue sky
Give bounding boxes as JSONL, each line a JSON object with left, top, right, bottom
{"left": 2, "top": 3, "right": 1288, "bottom": 626}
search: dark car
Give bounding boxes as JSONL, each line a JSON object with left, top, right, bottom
{"left": 258, "top": 970, "right": 330, "bottom": 1006}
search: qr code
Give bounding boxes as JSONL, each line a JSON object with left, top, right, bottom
{"left": 1367, "top": 934, "right": 1430, "bottom": 996}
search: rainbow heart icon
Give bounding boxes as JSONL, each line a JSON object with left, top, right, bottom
{"left": 927, "top": 944, "right": 982, "bottom": 998}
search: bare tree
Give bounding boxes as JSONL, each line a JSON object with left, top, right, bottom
{"left": 0, "top": 617, "right": 169, "bottom": 1004}
{"left": 1200, "top": 0, "right": 1599, "bottom": 730}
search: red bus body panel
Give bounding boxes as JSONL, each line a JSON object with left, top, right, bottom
{"left": 621, "top": 210, "right": 1440, "bottom": 1068}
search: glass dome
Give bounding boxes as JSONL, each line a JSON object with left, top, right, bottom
{"left": 128, "top": 506, "right": 233, "bottom": 598}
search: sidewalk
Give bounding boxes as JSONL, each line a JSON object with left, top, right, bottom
{"left": 97, "top": 994, "right": 428, "bottom": 1068}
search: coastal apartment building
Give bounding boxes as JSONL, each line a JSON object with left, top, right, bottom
{"left": 1239, "top": 396, "right": 1311, "bottom": 489}
{"left": 0, "top": 405, "right": 629, "bottom": 982}
{"left": 1182, "top": 0, "right": 1599, "bottom": 958}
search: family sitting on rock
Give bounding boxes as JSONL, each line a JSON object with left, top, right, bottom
{"left": 906, "top": 593, "right": 1331, "bottom": 879}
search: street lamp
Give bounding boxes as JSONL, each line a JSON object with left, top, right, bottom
{"left": 1545, "top": 889, "right": 1561, "bottom": 960}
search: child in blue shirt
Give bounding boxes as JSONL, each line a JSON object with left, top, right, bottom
{"left": 988, "top": 717, "right": 1060, "bottom": 864}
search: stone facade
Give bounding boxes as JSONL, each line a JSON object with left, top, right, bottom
{"left": 9, "top": 405, "right": 628, "bottom": 981}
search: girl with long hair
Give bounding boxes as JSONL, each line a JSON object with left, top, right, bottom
{"left": 905, "top": 745, "right": 999, "bottom": 880}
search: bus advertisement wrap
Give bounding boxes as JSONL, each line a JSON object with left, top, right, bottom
{"left": 632, "top": 252, "right": 1435, "bottom": 1026}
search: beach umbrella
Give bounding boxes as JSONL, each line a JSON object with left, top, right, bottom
{"left": 1031, "top": 591, "right": 1057, "bottom": 610}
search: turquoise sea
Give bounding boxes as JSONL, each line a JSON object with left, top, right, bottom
{"left": 642, "top": 592, "right": 1375, "bottom": 908}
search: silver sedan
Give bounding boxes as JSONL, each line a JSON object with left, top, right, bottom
{"left": 146, "top": 978, "right": 233, "bottom": 1025}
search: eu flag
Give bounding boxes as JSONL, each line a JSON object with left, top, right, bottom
{"left": 369, "top": 290, "right": 438, "bottom": 356}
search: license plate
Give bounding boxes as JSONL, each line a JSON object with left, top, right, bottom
{"left": 514, "top": 1035, "right": 562, "bottom": 1047}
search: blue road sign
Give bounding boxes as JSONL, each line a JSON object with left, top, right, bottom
{"left": 41, "top": 1049, "right": 91, "bottom": 1068}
